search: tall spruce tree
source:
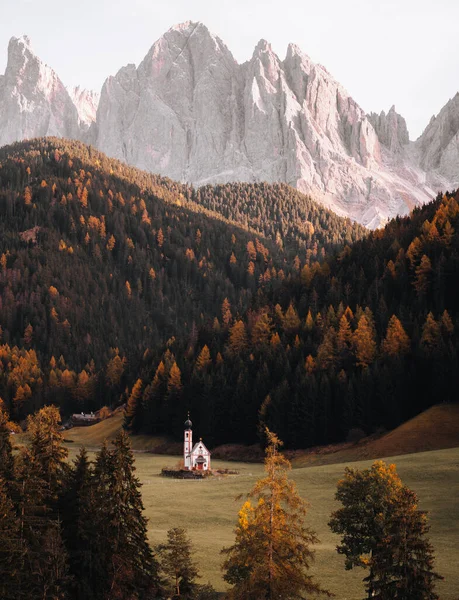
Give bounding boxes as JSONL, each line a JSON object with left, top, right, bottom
{"left": 61, "top": 447, "right": 96, "bottom": 600}
{"left": 222, "top": 429, "right": 329, "bottom": 599}
{"left": 91, "top": 432, "right": 162, "bottom": 599}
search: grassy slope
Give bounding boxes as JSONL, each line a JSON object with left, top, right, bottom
{"left": 65, "top": 406, "right": 459, "bottom": 598}
{"left": 291, "top": 403, "right": 459, "bottom": 468}
{"left": 64, "top": 411, "right": 169, "bottom": 451}
{"left": 65, "top": 446, "right": 459, "bottom": 599}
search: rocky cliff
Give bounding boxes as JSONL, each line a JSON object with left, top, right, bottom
{"left": 0, "top": 36, "right": 80, "bottom": 146}
{"left": 0, "top": 24, "right": 457, "bottom": 228}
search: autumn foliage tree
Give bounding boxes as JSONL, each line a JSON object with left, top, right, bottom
{"left": 329, "top": 461, "right": 442, "bottom": 599}
{"left": 222, "top": 429, "right": 329, "bottom": 599}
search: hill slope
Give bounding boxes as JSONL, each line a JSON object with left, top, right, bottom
{"left": 0, "top": 137, "right": 362, "bottom": 420}
{"left": 129, "top": 189, "right": 459, "bottom": 448}
{"left": 292, "top": 404, "right": 459, "bottom": 467}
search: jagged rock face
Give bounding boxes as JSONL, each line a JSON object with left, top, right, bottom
{"left": 0, "top": 24, "right": 457, "bottom": 228}
{"left": 96, "top": 22, "right": 242, "bottom": 181}
{"left": 95, "top": 22, "right": 441, "bottom": 227}
{"left": 415, "top": 93, "right": 459, "bottom": 188}
{"left": 368, "top": 106, "right": 409, "bottom": 153}
{"left": 69, "top": 86, "right": 99, "bottom": 130}
{"left": 0, "top": 36, "right": 80, "bottom": 146}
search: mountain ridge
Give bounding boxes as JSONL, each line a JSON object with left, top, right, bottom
{"left": 1, "top": 23, "right": 458, "bottom": 228}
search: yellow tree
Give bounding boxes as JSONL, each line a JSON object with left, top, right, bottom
{"left": 352, "top": 315, "right": 376, "bottom": 368}
{"left": 221, "top": 297, "right": 232, "bottom": 327}
{"left": 381, "top": 315, "right": 410, "bottom": 358}
{"left": 124, "top": 378, "right": 143, "bottom": 430}
{"left": 222, "top": 430, "right": 329, "bottom": 600}
{"left": 251, "top": 311, "right": 273, "bottom": 349}
{"left": 283, "top": 303, "right": 301, "bottom": 334}
{"left": 337, "top": 314, "right": 352, "bottom": 354}
{"left": 414, "top": 255, "right": 432, "bottom": 296}
{"left": 195, "top": 345, "right": 212, "bottom": 372}
{"left": 421, "top": 312, "right": 441, "bottom": 354}
{"left": 227, "top": 320, "right": 248, "bottom": 356}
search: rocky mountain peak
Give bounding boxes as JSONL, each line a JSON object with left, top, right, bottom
{"left": 416, "top": 92, "right": 459, "bottom": 188}
{"left": 368, "top": 106, "right": 409, "bottom": 153}
{"left": 0, "top": 24, "right": 456, "bottom": 228}
{"left": 0, "top": 35, "right": 80, "bottom": 147}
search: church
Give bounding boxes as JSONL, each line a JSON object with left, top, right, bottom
{"left": 183, "top": 415, "right": 211, "bottom": 471}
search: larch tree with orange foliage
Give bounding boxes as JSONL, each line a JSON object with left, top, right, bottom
{"left": 222, "top": 429, "right": 329, "bottom": 600}
{"left": 381, "top": 315, "right": 410, "bottom": 358}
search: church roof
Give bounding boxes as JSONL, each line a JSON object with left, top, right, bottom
{"left": 191, "top": 440, "right": 211, "bottom": 455}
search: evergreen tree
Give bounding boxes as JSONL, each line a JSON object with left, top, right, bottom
{"left": 222, "top": 429, "right": 329, "bottom": 599}
{"left": 0, "top": 478, "right": 22, "bottom": 600}
{"left": 125, "top": 378, "right": 143, "bottom": 431}
{"left": 94, "top": 432, "right": 161, "bottom": 599}
{"left": 0, "top": 408, "right": 14, "bottom": 483}
{"left": 61, "top": 447, "right": 95, "bottom": 600}
{"left": 370, "top": 486, "right": 442, "bottom": 599}
{"left": 158, "top": 527, "right": 200, "bottom": 598}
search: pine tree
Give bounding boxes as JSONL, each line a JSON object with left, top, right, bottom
{"left": 61, "top": 447, "right": 95, "bottom": 600}
{"left": 0, "top": 408, "right": 14, "bottom": 483}
{"left": 370, "top": 486, "right": 442, "bottom": 599}
{"left": 317, "top": 327, "right": 336, "bottom": 370}
{"left": 94, "top": 432, "right": 161, "bottom": 599}
{"left": 283, "top": 303, "right": 301, "bottom": 334}
{"left": 251, "top": 311, "right": 273, "bottom": 349}
{"left": 158, "top": 527, "right": 200, "bottom": 598}
{"left": 108, "top": 432, "right": 159, "bottom": 597}
{"left": 221, "top": 297, "right": 232, "bottom": 327}
{"left": 222, "top": 429, "right": 329, "bottom": 599}
{"left": 414, "top": 255, "right": 432, "bottom": 296}
{"left": 195, "top": 345, "right": 212, "bottom": 372}
{"left": 0, "top": 478, "right": 22, "bottom": 600}
{"left": 421, "top": 313, "right": 441, "bottom": 354}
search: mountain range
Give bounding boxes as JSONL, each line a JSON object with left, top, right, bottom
{"left": 0, "top": 23, "right": 458, "bottom": 227}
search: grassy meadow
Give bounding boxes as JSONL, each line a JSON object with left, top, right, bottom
{"left": 64, "top": 438, "right": 459, "bottom": 599}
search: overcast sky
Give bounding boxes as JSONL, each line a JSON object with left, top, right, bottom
{"left": 1, "top": 0, "right": 457, "bottom": 139}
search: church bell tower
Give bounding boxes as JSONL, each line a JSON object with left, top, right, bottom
{"left": 184, "top": 413, "right": 193, "bottom": 470}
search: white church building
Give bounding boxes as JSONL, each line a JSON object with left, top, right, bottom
{"left": 184, "top": 414, "right": 211, "bottom": 471}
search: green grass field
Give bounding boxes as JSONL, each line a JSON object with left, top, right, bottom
{"left": 65, "top": 442, "right": 459, "bottom": 599}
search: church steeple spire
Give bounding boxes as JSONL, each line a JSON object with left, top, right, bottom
{"left": 184, "top": 413, "right": 193, "bottom": 469}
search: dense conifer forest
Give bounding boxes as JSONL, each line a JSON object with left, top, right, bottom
{"left": 131, "top": 189, "right": 459, "bottom": 448}
{"left": 0, "top": 138, "right": 363, "bottom": 424}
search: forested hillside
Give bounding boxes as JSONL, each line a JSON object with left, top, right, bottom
{"left": 0, "top": 138, "right": 362, "bottom": 421}
{"left": 130, "top": 191, "right": 459, "bottom": 448}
